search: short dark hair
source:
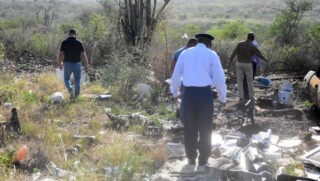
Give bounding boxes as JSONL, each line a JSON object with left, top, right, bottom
{"left": 69, "top": 29, "right": 77, "bottom": 35}
{"left": 187, "top": 38, "right": 197, "bottom": 46}
{"left": 197, "top": 37, "right": 212, "bottom": 48}
{"left": 247, "top": 32, "right": 255, "bottom": 41}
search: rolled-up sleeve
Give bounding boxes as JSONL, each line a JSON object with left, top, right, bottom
{"left": 211, "top": 54, "right": 227, "bottom": 103}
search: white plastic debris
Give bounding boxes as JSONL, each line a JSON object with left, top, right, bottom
{"left": 50, "top": 92, "right": 65, "bottom": 104}
{"left": 277, "top": 139, "right": 302, "bottom": 148}
{"left": 181, "top": 33, "right": 189, "bottom": 39}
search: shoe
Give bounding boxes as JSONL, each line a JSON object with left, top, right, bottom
{"left": 188, "top": 159, "right": 196, "bottom": 165}
{"left": 70, "top": 92, "right": 74, "bottom": 101}
{"left": 198, "top": 160, "right": 207, "bottom": 166}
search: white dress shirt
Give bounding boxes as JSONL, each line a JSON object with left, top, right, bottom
{"left": 170, "top": 43, "right": 227, "bottom": 103}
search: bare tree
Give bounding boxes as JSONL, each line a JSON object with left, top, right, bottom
{"left": 118, "top": 0, "right": 171, "bottom": 48}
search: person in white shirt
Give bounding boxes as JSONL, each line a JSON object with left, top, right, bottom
{"left": 170, "top": 33, "right": 227, "bottom": 166}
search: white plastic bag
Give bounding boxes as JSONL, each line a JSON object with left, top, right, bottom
{"left": 56, "top": 68, "right": 64, "bottom": 81}
{"left": 80, "top": 70, "right": 89, "bottom": 83}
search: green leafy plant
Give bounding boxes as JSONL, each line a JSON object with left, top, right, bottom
{"left": 22, "top": 90, "right": 38, "bottom": 105}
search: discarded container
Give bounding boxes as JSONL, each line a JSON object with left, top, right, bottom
{"left": 80, "top": 70, "right": 89, "bottom": 83}
{"left": 98, "top": 94, "right": 112, "bottom": 100}
{"left": 278, "top": 80, "right": 293, "bottom": 106}
{"left": 3, "top": 102, "right": 12, "bottom": 109}
{"left": 304, "top": 70, "right": 320, "bottom": 111}
{"left": 14, "top": 145, "right": 28, "bottom": 162}
{"left": 257, "top": 77, "right": 271, "bottom": 87}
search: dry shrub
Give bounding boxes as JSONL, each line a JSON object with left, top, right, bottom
{"left": 147, "top": 143, "right": 166, "bottom": 168}
{"left": 32, "top": 72, "right": 65, "bottom": 96}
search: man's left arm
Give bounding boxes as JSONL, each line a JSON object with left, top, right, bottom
{"left": 253, "top": 47, "right": 268, "bottom": 62}
{"left": 212, "top": 53, "right": 227, "bottom": 104}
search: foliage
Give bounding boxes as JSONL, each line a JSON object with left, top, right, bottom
{"left": 208, "top": 21, "right": 250, "bottom": 40}
{"left": 270, "top": 0, "right": 313, "bottom": 45}
{"left": 25, "top": 31, "right": 51, "bottom": 57}
{"left": 83, "top": 13, "right": 108, "bottom": 42}
{"left": 0, "top": 149, "right": 15, "bottom": 171}
{"left": 0, "top": 41, "right": 4, "bottom": 62}
{"left": 0, "top": 18, "right": 21, "bottom": 30}
{"left": 90, "top": 132, "right": 154, "bottom": 180}
{"left": 21, "top": 90, "right": 38, "bottom": 105}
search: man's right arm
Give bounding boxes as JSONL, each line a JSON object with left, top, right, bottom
{"left": 58, "top": 51, "right": 64, "bottom": 70}
{"left": 228, "top": 45, "right": 237, "bottom": 67}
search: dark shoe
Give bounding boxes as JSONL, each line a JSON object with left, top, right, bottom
{"left": 70, "top": 92, "right": 76, "bottom": 102}
{"left": 188, "top": 159, "right": 196, "bottom": 165}
{"left": 198, "top": 161, "right": 207, "bottom": 166}
{"left": 70, "top": 92, "right": 74, "bottom": 100}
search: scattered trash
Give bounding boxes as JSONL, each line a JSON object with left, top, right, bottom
{"left": 14, "top": 145, "right": 28, "bottom": 164}
{"left": 304, "top": 70, "right": 320, "bottom": 111}
{"left": 301, "top": 146, "right": 320, "bottom": 180}
{"left": 257, "top": 76, "right": 271, "bottom": 87}
{"left": 3, "top": 102, "right": 12, "bottom": 109}
{"left": 98, "top": 94, "right": 112, "bottom": 101}
{"left": 277, "top": 139, "right": 302, "bottom": 148}
{"left": 104, "top": 166, "right": 119, "bottom": 175}
{"left": 73, "top": 135, "right": 96, "bottom": 140}
{"left": 50, "top": 161, "right": 74, "bottom": 178}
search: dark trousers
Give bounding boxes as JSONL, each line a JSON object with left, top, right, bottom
{"left": 180, "top": 84, "right": 185, "bottom": 124}
{"left": 183, "top": 86, "right": 213, "bottom": 164}
{"left": 243, "top": 62, "right": 257, "bottom": 99}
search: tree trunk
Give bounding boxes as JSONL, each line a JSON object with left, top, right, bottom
{"left": 119, "top": 0, "right": 170, "bottom": 48}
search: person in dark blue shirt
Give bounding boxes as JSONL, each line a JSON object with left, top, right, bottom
{"left": 170, "top": 38, "right": 197, "bottom": 75}
{"left": 58, "top": 29, "right": 89, "bottom": 101}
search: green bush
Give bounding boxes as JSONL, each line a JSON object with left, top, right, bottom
{"left": 25, "top": 31, "right": 51, "bottom": 57}
{"left": 0, "top": 18, "right": 22, "bottom": 30}
{"left": 22, "top": 90, "right": 38, "bottom": 105}
{"left": 208, "top": 21, "right": 250, "bottom": 40}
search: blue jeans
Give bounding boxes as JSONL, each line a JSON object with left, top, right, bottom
{"left": 64, "top": 62, "right": 82, "bottom": 98}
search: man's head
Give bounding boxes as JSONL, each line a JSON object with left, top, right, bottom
{"left": 195, "top": 33, "right": 214, "bottom": 48}
{"left": 186, "top": 38, "right": 197, "bottom": 47}
{"left": 247, "top": 32, "right": 255, "bottom": 41}
{"left": 69, "top": 29, "right": 77, "bottom": 37}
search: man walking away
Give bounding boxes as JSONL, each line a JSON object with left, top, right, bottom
{"left": 170, "top": 33, "right": 227, "bottom": 166}
{"left": 229, "top": 32, "right": 268, "bottom": 103}
{"left": 58, "top": 29, "right": 89, "bottom": 101}
{"left": 170, "top": 38, "right": 197, "bottom": 125}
